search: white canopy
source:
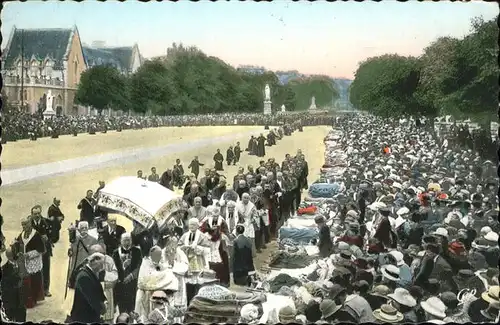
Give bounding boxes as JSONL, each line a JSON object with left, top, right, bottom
{"left": 97, "top": 176, "right": 185, "bottom": 228}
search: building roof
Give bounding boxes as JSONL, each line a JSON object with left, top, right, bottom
{"left": 3, "top": 27, "right": 73, "bottom": 70}
{"left": 83, "top": 46, "right": 135, "bottom": 72}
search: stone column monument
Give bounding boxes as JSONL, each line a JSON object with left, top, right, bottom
{"left": 43, "top": 90, "right": 56, "bottom": 120}
{"left": 309, "top": 96, "right": 317, "bottom": 110}
{"left": 263, "top": 84, "right": 272, "bottom": 115}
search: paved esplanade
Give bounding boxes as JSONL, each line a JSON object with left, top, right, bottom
{"left": 2, "top": 129, "right": 261, "bottom": 186}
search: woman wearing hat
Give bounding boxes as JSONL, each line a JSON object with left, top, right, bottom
{"left": 278, "top": 305, "right": 297, "bottom": 324}
{"left": 420, "top": 296, "right": 447, "bottom": 323}
{"left": 387, "top": 288, "right": 418, "bottom": 322}
{"left": 146, "top": 290, "right": 183, "bottom": 324}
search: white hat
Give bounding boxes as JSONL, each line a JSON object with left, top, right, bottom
{"left": 396, "top": 207, "right": 410, "bottom": 216}
{"left": 484, "top": 231, "right": 499, "bottom": 242}
{"left": 392, "top": 182, "right": 402, "bottom": 190}
{"left": 389, "top": 251, "right": 405, "bottom": 266}
{"left": 420, "top": 297, "right": 446, "bottom": 319}
{"left": 387, "top": 288, "right": 416, "bottom": 308}
{"left": 394, "top": 216, "right": 406, "bottom": 229}
{"left": 480, "top": 226, "right": 492, "bottom": 236}
{"left": 381, "top": 264, "right": 400, "bottom": 282}
{"left": 368, "top": 202, "right": 387, "bottom": 211}
{"left": 346, "top": 210, "right": 359, "bottom": 218}
{"left": 432, "top": 227, "right": 448, "bottom": 238}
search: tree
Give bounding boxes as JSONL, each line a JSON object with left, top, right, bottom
{"left": 130, "top": 60, "right": 176, "bottom": 115}
{"left": 452, "top": 16, "right": 498, "bottom": 128}
{"left": 288, "top": 76, "right": 338, "bottom": 110}
{"left": 76, "top": 66, "right": 130, "bottom": 114}
{"left": 414, "top": 37, "right": 463, "bottom": 118}
{"left": 350, "top": 54, "right": 422, "bottom": 117}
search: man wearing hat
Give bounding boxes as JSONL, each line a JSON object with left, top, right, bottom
{"left": 319, "top": 299, "right": 342, "bottom": 322}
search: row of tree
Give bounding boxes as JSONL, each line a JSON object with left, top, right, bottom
{"left": 349, "top": 16, "right": 497, "bottom": 128}
{"left": 76, "top": 43, "right": 339, "bottom": 115}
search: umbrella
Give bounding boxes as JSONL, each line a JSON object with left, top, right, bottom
{"left": 97, "top": 176, "right": 186, "bottom": 229}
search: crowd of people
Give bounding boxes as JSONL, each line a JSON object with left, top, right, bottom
{"left": 1, "top": 112, "right": 499, "bottom": 324}
{"left": 2, "top": 110, "right": 335, "bottom": 142}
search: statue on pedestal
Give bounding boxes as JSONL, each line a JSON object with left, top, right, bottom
{"left": 309, "top": 96, "right": 317, "bottom": 110}
{"left": 43, "top": 90, "right": 56, "bottom": 119}
{"left": 281, "top": 104, "right": 286, "bottom": 112}
{"left": 264, "top": 84, "right": 271, "bottom": 101}
{"left": 263, "top": 84, "right": 272, "bottom": 115}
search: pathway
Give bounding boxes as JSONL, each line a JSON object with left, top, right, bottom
{"left": 2, "top": 129, "right": 261, "bottom": 186}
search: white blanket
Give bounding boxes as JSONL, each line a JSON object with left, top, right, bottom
{"left": 259, "top": 294, "right": 295, "bottom": 324}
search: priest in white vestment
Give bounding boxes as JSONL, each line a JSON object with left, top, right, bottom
{"left": 236, "top": 193, "right": 259, "bottom": 257}
{"left": 135, "top": 246, "right": 179, "bottom": 322}
{"left": 178, "top": 218, "right": 210, "bottom": 276}
{"left": 200, "top": 206, "right": 230, "bottom": 286}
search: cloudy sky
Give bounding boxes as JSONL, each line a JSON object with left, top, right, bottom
{"left": 2, "top": 0, "right": 497, "bottom": 79}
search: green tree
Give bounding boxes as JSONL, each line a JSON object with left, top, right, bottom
{"left": 414, "top": 37, "right": 462, "bottom": 119}
{"left": 288, "top": 76, "right": 338, "bottom": 111}
{"left": 350, "top": 54, "right": 422, "bottom": 117}
{"left": 452, "top": 16, "right": 498, "bottom": 128}
{"left": 76, "top": 65, "right": 129, "bottom": 114}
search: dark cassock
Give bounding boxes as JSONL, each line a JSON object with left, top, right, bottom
{"left": 257, "top": 135, "right": 266, "bottom": 157}
{"left": 131, "top": 223, "right": 154, "bottom": 258}
{"left": 232, "top": 233, "right": 255, "bottom": 286}
{"left": 47, "top": 202, "right": 64, "bottom": 244}
{"left": 212, "top": 183, "right": 227, "bottom": 201}
{"left": 234, "top": 143, "right": 241, "bottom": 163}
{"left": 112, "top": 245, "right": 142, "bottom": 314}
{"left": 173, "top": 162, "right": 185, "bottom": 188}
{"left": 208, "top": 172, "right": 220, "bottom": 192}
{"left": 247, "top": 136, "right": 256, "bottom": 155}
{"left": 266, "top": 132, "right": 274, "bottom": 146}
{"left": 77, "top": 196, "right": 96, "bottom": 225}
{"left": 226, "top": 147, "right": 235, "bottom": 165}
{"left": 13, "top": 229, "right": 46, "bottom": 309}
{"left": 69, "top": 265, "right": 107, "bottom": 323}
{"left": 188, "top": 158, "right": 204, "bottom": 179}
{"left": 31, "top": 215, "right": 53, "bottom": 296}
{"left": 1, "top": 257, "right": 27, "bottom": 322}
{"left": 213, "top": 150, "right": 224, "bottom": 171}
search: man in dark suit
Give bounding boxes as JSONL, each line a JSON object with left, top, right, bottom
{"left": 188, "top": 156, "right": 204, "bottom": 179}
{"left": 69, "top": 252, "right": 107, "bottom": 323}
{"left": 232, "top": 225, "right": 255, "bottom": 286}
{"left": 414, "top": 243, "right": 455, "bottom": 292}
{"left": 30, "top": 205, "right": 53, "bottom": 297}
{"left": 102, "top": 215, "right": 126, "bottom": 256}
{"left": 1, "top": 248, "right": 26, "bottom": 322}
{"left": 112, "top": 233, "right": 142, "bottom": 314}
{"left": 47, "top": 198, "right": 64, "bottom": 244}
{"left": 234, "top": 142, "right": 241, "bottom": 164}
{"left": 77, "top": 190, "right": 96, "bottom": 225}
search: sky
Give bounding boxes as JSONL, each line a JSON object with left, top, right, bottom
{"left": 2, "top": 0, "right": 498, "bottom": 79}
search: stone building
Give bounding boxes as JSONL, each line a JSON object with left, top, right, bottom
{"left": 1, "top": 26, "right": 87, "bottom": 115}
{"left": 83, "top": 42, "right": 142, "bottom": 75}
